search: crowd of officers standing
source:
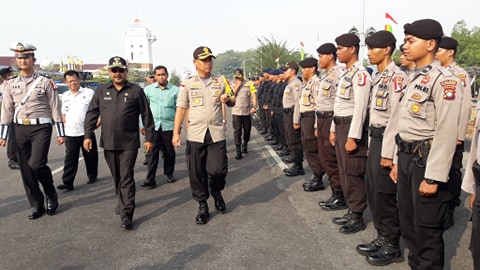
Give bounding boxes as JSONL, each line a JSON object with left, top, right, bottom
{"left": 252, "top": 18, "right": 479, "bottom": 269}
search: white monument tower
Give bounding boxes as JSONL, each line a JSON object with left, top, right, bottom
{"left": 124, "top": 18, "right": 156, "bottom": 71}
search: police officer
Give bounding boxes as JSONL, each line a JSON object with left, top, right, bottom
{"left": 0, "top": 66, "right": 19, "bottom": 170}
{"left": 436, "top": 36, "right": 472, "bottom": 229}
{"left": 399, "top": 44, "right": 416, "bottom": 74}
{"left": 389, "top": 19, "right": 462, "bottom": 269}
{"left": 297, "top": 57, "right": 325, "bottom": 191}
{"left": 172, "top": 46, "right": 235, "bottom": 225}
{"left": 231, "top": 68, "right": 258, "bottom": 159}
{"left": 84, "top": 56, "right": 154, "bottom": 230}
{"left": 356, "top": 31, "right": 407, "bottom": 265}
{"left": 282, "top": 62, "right": 304, "bottom": 176}
{"left": 330, "top": 33, "right": 371, "bottom": 234}
{"left": 272, "top": 69, "right": 289, "bottom": 156}
{"left": 314, "top": 43, "right": 346, "bottom": 208}
{"left": 0, "top": 42, "right": 65, "bottom": 219}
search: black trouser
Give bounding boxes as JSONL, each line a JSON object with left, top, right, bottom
{"left": 186, "top": 130, "right": 228, "bottom": 202}
{"left": 283, "top": 109, "right": 303, "bottom": 164}
{"left": 317, "top": 116, "right": 341, "bottom": 192}
{"left": 7, "top": 122, "right": 17, "bottom": 162}
{"left": 448, "top": 143, "right": 464, "bottom": 207}
{"left": 334, "top": 121, "right": 367, "bottom": 213}
{"left": 263, "top": 107, "right": 273, "bottom": 134}
{"left": 273, "top": 107, "right": 286, "bottom": 147}
{"left": 62, "top": 135, "right": 98, "bottom": 185}
{"left": 397, "top": 146, "right": 451, "bottom": 270}
{"left": 300, "top": 113, "right": 324, "bottom": 176}
{"left": 365, "top": 130, "right": 400, "bottom": 240}
{"left": 146, "top": 128, "right": 175, "bottom": 181}
{"left": 232, "top": 115, "right": 251, "bottom": 146}
{"left": 14, "top": 124, "right": 55, "bottom": 209}
{"left": 104, "top": 149, "right": 138, "bottom": 220}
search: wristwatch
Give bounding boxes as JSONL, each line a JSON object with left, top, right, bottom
{"left": 425, "top": 178, "right": 438, "bottom": 185}
{"left": 222, "top": 119, "right": 227, "bottom": 124}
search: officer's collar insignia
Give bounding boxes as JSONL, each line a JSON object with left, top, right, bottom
{"left": 420, "top": 65, "right": 432, "bottom": 75}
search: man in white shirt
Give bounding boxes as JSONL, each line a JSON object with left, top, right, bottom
{"left": 58, "top": 70, "right": 99, "bottom": 191}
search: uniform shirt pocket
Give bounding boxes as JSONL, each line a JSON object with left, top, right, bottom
{"left": 407, "top": 91, "right": 430, "bottom": 119}
{"left": 338, "top": 81, "right": 352, "bottom": 100}
{"left": 373, "top": 87, "right": 389, "bottom": 111}
{"left": 321, "top": 82, "right": 332, "bottom": 97}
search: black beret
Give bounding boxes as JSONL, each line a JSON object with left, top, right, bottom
{"left": 316, "top": 43, "right": 337, "bottom": 54}
{"left": 403, "top": 19, "right": 443, "bottom": 40}
{"left": 335, "top": 33, "right": 360, "bottom": 47}
{"left": 0, "top": 66, "right": 13, "bottom": 76}
{"left": 439, "top": 37, "right": 458, "bottom": 50}
{"left": 399, "top": 43, "right": 405, "bottom": 53}
{"left": 284, "top": 61, "right": 299, "bottom": 71}
{"left": 299, "top": 57, "right": 318, "bottom": 68}
{"left": 366, "top": 30, "right": 396, "bottom": 48}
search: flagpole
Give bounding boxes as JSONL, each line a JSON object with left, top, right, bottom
{"left": 360, "top": 0, "right": 366, "bottom": 64}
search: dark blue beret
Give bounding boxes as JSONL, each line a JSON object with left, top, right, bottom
{"left": 439, "top": 37, "right": 458, "bottom": 50}
{"left": 316, "top": 43, "right": 337, "bottom": 54}
{"left": 335, "top": 33, "right": 360, "bottom": 47}
{"left": 366, "top": 30, "right": 396, "bottom": 48}
{"left": 299, "top": 57, "right": 318, "bottom": 68}
{"left": 404, "top": 19, "right": 443, "bottom": 40}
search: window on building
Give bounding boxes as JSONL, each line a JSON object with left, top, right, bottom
{"left": 131, "top": 53, "right": 134, "bottom": 61}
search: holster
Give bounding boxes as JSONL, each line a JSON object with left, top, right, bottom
{"left": 417, "top": 139, "right": 432, "bottom": 167}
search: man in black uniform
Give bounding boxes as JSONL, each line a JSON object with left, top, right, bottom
{"left": 83, "top": 56, "right": 154, "bottom": 230}
{"left": 0, "top": 42, "right": 65, "bottom": 219}
{"left": 0, "top": 66, "right": 19, "bottom": 170}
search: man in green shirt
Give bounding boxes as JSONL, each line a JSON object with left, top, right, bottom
{"left": 140, "top": 65, "right": 179, "bottom": 188}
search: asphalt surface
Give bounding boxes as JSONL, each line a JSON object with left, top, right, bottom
{"left": 0, "top": 116, "right": 474, "bottom": 270}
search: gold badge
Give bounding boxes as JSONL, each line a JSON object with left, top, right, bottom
{"left": 194, "top": 98, "right": 200, "bottom": 104}
{"left": 323, "top": 90, "right": 328, "bottom": 96}
{"left": 215, "top": 90, "right": 220, "bottom": 95}
{"left": 340, "top": 88, "right": 346, "bottom": 94}
{"left": 376, "top": 98, "right": 383, "bottom": 107}
{"left": 411, "top": 104, "right": 420, "bottom": 113}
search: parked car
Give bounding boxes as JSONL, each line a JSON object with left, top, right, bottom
{"left": 56, "top": 83, "right": 69, "bottom": 102}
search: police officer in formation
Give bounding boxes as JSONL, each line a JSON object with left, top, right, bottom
{"left": 172, "top": 46, "right": 234, "bottom": 225}
{"left": 330, "top": 33, "right": 371, "bottom": 234}
{"left": 314, "top": 43, "right": 346, "bottom": 210}
{"left": 297, "top": 57, "right": 326, "bottom": 191}
{"left": 0, "top": 66, "right": 19, "bottom": 170}
{"left": 0, "top": 42, "right": 65, "bottom": 219}
{"left": 231, "top": 68, "right": 258, "bottom": 159}
{"left": 389, "top": 19, "right": 463, "bottom": 269}
{"left": 356, "top": 30, "right": 408, "bottom": 266}
{"left": 271, "top": 68, "right": 289, "bottom": 157}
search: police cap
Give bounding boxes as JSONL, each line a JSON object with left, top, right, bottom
{"left": 193, "top": 46, "right": 216, "bottom": 60}
{"left": 316, "top": 43, "right": 337, "bottom": 54}
{"left": 10, "top": 42, "right": 36, "bottom": 58}
{"left": 335, "top": 33, "right": 360, "bottom": 47}
{"left": 366, "top": 30, "right": 396, "bottom": 48}
{"left": 439, "top": 37, "right": 458, "bottom": 50}
{"left": 234, "top": 68, "right": 244, "bottom": 78}
{"left": 403, "top": 19, "right": 443, "bottom": 40}
{"left": 108, "top": 56, "right": 127, "bottom": 69}
{"left": 284, "top": 62, "right": 299, "bottom": 72}
{"left": 299, "top": 57, "right": 318, "bottom": 68}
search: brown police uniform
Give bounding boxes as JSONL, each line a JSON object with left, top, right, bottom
{"left": 176, "top": 74, "right": 229, "bottom": 202}
{"left": 232, "top": 78, "right": 256, "bottom": 155}
{"left": 283, "top": 77, "right": 303, "bottom": 167}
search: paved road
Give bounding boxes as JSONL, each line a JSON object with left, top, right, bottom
{"left": 0, "top": 117, "right": 474, "bottom": 270}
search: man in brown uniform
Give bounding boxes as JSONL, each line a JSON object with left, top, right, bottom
{"left": 330, "top": 33, "right": 371, "bottom": 234}
{"left": 356, "top": 30, "right": 408, "bottom": 266}
{"left": 172, "top": 46, "right": 235, "bottom": 225}
{"left": 314, "top": 43, "right": 346, "bottom": 209}
{"left": 0, "top": 66, "right": 19, "bottom": 170}
{"left": 389, "top": 19, "right": 462, "bottom": 269}
{"left": 0, "top": 42, "right": 65, "bottom": 219}
{"left": 297, "top": 57, "right": 325, "bottom": 191}
{"left": 436, "top": 36, "right": 472, "bottom": 229}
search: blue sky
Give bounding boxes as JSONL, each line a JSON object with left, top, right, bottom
{"left": 2, "top": 0, "right": 479, "bottom": 75}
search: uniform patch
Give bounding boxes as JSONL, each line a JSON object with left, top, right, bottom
{"left": 410, "top": 93, "right": 422, "bottom": 101}
{"left": 458, "top": 74, "right": 467, "bottom": 87}
{"left": 393, "top": 77, "right": 404, "bottom": 92}
{"left": 440, "top": 79, "right": 457, "bottom": 100}
{"left": 215, "top": 90, "right": 220, "bottom": 95}
{"left": 376, "top": 98, "right": 383, "bottom": 107}
{"left": 421, "top": 76, "right": 430, "bottom": 84}
{"left": 411, "top": 104, "right": 420, "bottom": 113}
{"left": 323, "top": 90, "right": 328, "bottom": 96}
{"left": 194, "top": 98, "right": 201, "bottom": 104}
{"left": 357, "top": 73, "right": 367, "bottom": 86}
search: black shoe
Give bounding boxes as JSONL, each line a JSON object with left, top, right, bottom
{"left": 235, "top": 152, "right": 243, "bottom": 160}
{"left": 273, "top": 144, "right": 284, "bottom": 151}
{"left": 264, "top": 135, "right": 274, "bottom": 141}
{"left": 143, "top": 158, "right": 148, "bottom": 165}
{"left": 235, "top": 145, "right": 243, "bottom": 160}
{"left": 121, "top": 218, "right": 133, "bottom": 230}
{"left": 268, "top": 140, "right": 279, "bottom": 146}
{"left": 277, "top": 149, "right": 290, "bottom": 156}
{"left": 57, "top": 184, "right": 74, "bottom": 191}
{"left": 282, "top": 156, "right": 295, "bottom": 164}
{"left": 318, "top": 194, "right": 336, "bottom": 207}
{"left": 166, "top": 175, "right": 176, "bottom": 183}
{"left": 332, "top": 211, "right": 353, "bottom": 225}
{"left": 357, "top": 238, "right": 383, "bottom": 256}
{"left": 87, "top": 178, "right": 97, "bottom": 184}
{"left": 46, "top": 192, "right": 58, "bottom": 215}
{"left": 322, "top": 196, "right": 348, "bottom": 211}
{"left": 8, "top": 160, "right": 20, "bottom": 170}
{"left": 211, "top": 191, "right": 226, "bottom": 213}
{"left": 366, "top": 245, "right": 404, "bottom": 266}
{"left": 196, "top": 201, "right": 209, "bottom": 224}
{"left": 340, "top": 213, "right": 366, "bottom": 234}
{"left": 260, "top": 130, "right": 267, "bottom": 135}
{"left": 285, "top": 165, "right": 305, "bottom": 177}
{"left": 303, "top": 176, "right": 325, "bottom": 192}
{"left": 140, "top": 180, "right": 157, "bottom": 189}
{"left": 28, "top": 207, "right": 46, "bottom": 219}
{"left": 241, "top": 144, "right": 248, "bottom": 154}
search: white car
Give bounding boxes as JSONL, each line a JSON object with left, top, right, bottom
{"left": 56, "top": 83, "right": 69, "bottom": 102}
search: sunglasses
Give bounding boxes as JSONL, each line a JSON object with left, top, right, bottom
{"left": 110, "top": 68, "right": 126, "bottom": 73}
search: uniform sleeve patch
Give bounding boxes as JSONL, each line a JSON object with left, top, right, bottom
{"left": 393, "top": 77, "right": 404, "bottom": 92}
{"left": 357, "top": 73, "right": 367, "bottom": 86}
{"left": 440, "top": 79, "right": 457, "bottom": 100}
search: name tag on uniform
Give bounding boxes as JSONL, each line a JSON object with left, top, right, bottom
{"left": 104, "top": 97, "right": 112, "bottom": 100}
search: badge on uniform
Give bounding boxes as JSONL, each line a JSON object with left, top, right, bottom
{"left": 458, "top": 74, "right": 467, "bottom": 87}
{"left": 357, "top": 73, "right": 367, "bottom": 86}
{"left": 440, "top": 79, "right": 457, "bottom": 100}
{"left": 376, "top": 98, "right": 383, "bottom": 107}
{"left": 393, "top": 77, "right": 404, "bottom": 92}
{"left": 194, "top": 98, "right": 200, "bottom": 104}
{"left": 411, "top": 103, "right": 421, "bottom": 113}
{"left": 323, "top": 90, "right": 328, "bottom": 96}
{"left": 410, "top": 93, "right": 422, "bottom": 101}
{"left": 421, "top": 76, "right": 430, "bottom": 85}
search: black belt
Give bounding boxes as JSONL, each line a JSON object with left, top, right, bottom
{"left": 300, "top": 111, "right": 315, "bottom": 118}
{"left": 333, "top": 116, "right": 353, "bottom": 125}
{"left": 369, "top": 126, "right": 385, "bottom": 138}
{"left": 395, "top": 134, "right": 430, "bottom": 154}
{"left": 283, "top": 108, "right": 293, "bottom": 113}
{"left": 316, "top": 111, "right": 334, "bottom": 119}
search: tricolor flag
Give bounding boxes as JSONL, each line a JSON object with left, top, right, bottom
{"left": 275, "top": 56, "right": 280, "bottom": 68}
{"left": 300, "top": 41, "right": 305, "bottom": 60}
{"left": 385, "top": 12, "right": 398, "bottom": 33}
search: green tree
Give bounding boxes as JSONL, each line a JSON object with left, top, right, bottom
{"left": 253, "top": 36, "right": 300, "bottom": 74}
{"left": 169, "top": 71, "right": 181, "bottom": 86}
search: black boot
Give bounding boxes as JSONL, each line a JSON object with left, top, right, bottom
{"left": 356, "top": 235, "right": 386, "bottom": 256}
{"left": 210, "top": 190, "right": 226, "bottom": 213}
{"left": 340, "top": 212, "right": 366, "bottom": 234}
{"left": 366, "top": 238, "right": 404, "bottom": 266}
{"left": 242, "top": 142, "right": 248, "bottom": 154}
{"left": 321, "top": 191, "right": 348, "bottom": 211}
{"left": 196, "top": 201, "right": 209, "bottom": 224}
{"left": 303, "top": 175, "right": 325, "bottom": 192}
{"left": 235, "top": 144, "right": 242, "bottom": 160}
{"left": 285, "top": 163, "right": 305, "bottom": 177}
{"left": 332, "top": 210, "right": 352, "bottom": 225}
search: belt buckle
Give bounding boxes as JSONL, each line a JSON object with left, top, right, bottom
{"left": 22, "top": 119, "right": 31, "bottom": 125}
